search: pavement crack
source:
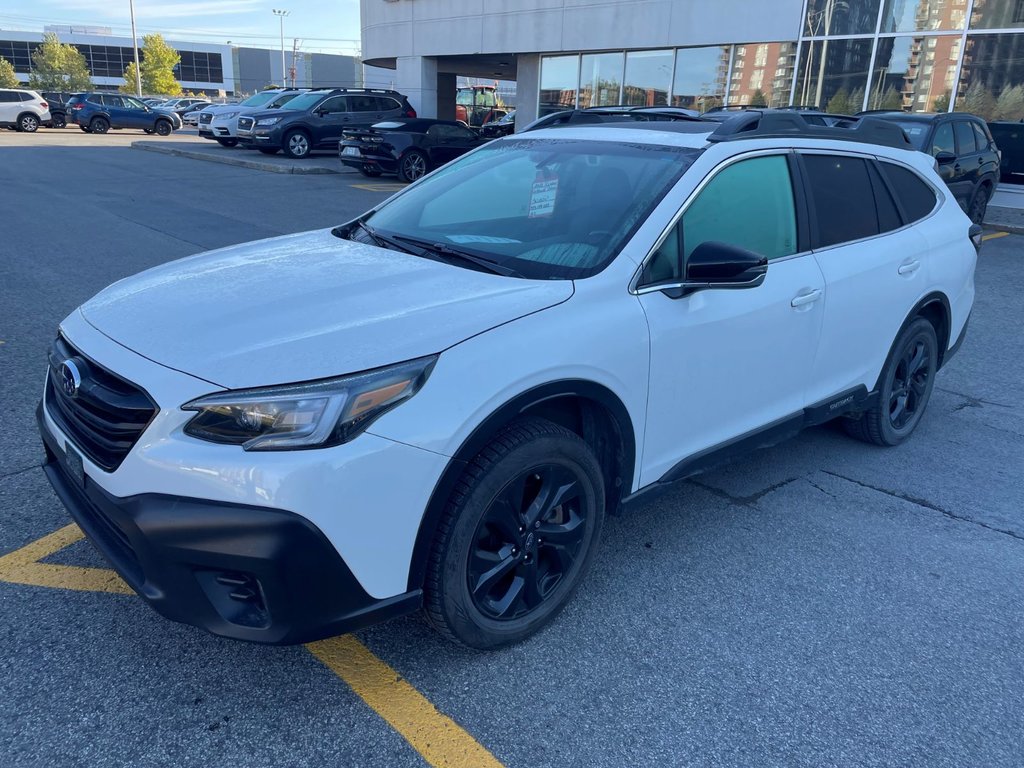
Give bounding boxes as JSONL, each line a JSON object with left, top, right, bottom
{"left": 105, "top": 210, "right": 209, "bottom": 250}
{"left": 821, "top": 470, "right": 1024, "bottom": 542}
{"left": 689, "top": 476, "right": 800, "bottom": 507}
{"left": 0, "top": 464, "right": 42, "bottom": 482}
{"left": 806, "top": 478, "right": 839, "bottom": 501}
{"left": 937, "top": 387, "right": 1014, "bottom": 410}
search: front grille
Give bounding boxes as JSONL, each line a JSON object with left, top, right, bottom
{"left": 45, "top": 336, "right": 158, "bottom": 472}
{"left": 199, "top": 112, "right": 213, "bottom": 124}
{"left": 237, "top": 116, "right": 254, "bottom": 132}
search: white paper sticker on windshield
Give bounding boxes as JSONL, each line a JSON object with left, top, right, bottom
{"left": 448, "top": 235, "right": 521, "bottom": 244}
{"left": 529, "top": 176, "right": 558, "bottom": 218}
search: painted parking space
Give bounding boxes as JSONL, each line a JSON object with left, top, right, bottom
{"left": 0, "top": 523, "right": 504, "bottom": 768}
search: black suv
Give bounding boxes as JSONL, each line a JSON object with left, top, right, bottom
{"left": 236, "top": 88, "right": 415, "bottom": 158}
{"left": 859, "top": 111, "right": 999, "bottom": 223}
{"left": 41, "top": 91, "right": 73, "bottom": 128}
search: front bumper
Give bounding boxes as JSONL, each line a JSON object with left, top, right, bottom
{"left": 38, "top": 403, "right": 422, "bottom": 644}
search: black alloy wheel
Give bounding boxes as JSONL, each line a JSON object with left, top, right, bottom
{"left": 398, "top": 150, "right": 428, "bottom": 183}
{"left": 425, "top": 418, "right": 605, "bottom": 649}
{"left": 468, "top": 463, "right": 590, "bottom": 620}
{"left": 969, "top": 186, "right": 990, "bottom": 225}
{"left": 51, "top": 114, "right": 66, "bottom": 129}
{"left": 154, "top": 120, "right": 172, "bottom": 136}
{"left": 89, "top": 117, "right": 109, "bottom": 134}
{"left": 844, "top": 317, "right": 938, "bottom": 446}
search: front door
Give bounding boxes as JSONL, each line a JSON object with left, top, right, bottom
{"left": 308, "top": 95, "right": 350, "bottom": 148}
{"left": 637, "top": 153, "right": 825, "bottom": 486}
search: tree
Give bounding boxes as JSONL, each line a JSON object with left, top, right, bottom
{"left": 118, "top": 62, "right": 141, "bottom": 95}
{"left": 848, "top": 86, "right": 865, "bottom": 114}
{"left": 123, "top": 34, "right": 181, "bottom": 96}
{"left": 27, "top": 33, "right": 92, "bottom": 91}
{"left": 826, "top": 87, "right": 851, "bottom": 114}
{"left": 994, "top": 84, "right": 1024, "bottom": 122}
{"left": 749, "top": 88, "right": 768, "bottom": 107}
{"left": 963, "top": 81, "right": 996, "bottom": 121}
{"left": 932, "top": 90, "right": 951, "bottom": 113}
{"left": 0, "top": 56, "right": 18, "bottom": 88}
{"left": 877, "top": 86, "right": 903, "bottom": 111}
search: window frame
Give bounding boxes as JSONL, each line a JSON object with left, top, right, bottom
{"left": 632, "top": 149, "right": 809, "bottom": 295}
{"left": 796, "top": 149, "right": 886, "bottom": 251}
{"left": 874, "top": 157, "right": 942, "bottom": 226}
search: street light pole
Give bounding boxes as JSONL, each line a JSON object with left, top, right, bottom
{"left": 272, "top": 9, "right": 289, "bottom": 87}
{"left": 128, "top": 0, "right": 142, "bottom": 97}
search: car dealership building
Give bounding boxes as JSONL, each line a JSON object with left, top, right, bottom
{"left": 361, "top": 0, "right": 1024, "bottom": 126}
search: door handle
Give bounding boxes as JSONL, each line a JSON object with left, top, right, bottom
{"left": 790, "top": 288, "right": 822, "bottom": 307}
{"left": 898, "top": 259, "right": 921, "bottom": 275}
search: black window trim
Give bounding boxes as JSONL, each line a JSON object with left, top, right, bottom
{"left": 873, "top": 156, "right": 943, "bottom": 227}
{"left": 793, "top": 148, "right": 885, "bottom": 253}
{"left": 631, "top": 147, "right": 808, "bottom": 295}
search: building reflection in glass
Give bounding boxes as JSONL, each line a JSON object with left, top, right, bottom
{"left": 728, "top": 42, "right": 797, "bottom": 107}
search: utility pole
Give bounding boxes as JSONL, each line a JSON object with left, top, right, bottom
{"left": 272, "top": 9, "right": 289, "bottom": 87}
{"left": 128, "top": 0, "right": 142, "bottom": 97}
{"left": 290, "top": 38, "right": 300, "bottom": 88}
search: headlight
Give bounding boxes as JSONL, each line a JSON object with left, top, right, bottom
{"left": 256, "top": 116, "right": 282, "bottom": 126}
{"left": 182, "top": 356, "right": 437, "bottom": 450}
{"left": 219, "top": 111, "right": 239, "bottom": 120}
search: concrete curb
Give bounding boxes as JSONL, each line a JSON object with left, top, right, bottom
{"left": 130, "top": 141, "right": 342, "bottom": 174}
{"left": 984, "top": 205, "right": 1024, "bottom": 235}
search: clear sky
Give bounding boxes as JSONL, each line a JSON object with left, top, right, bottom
{"left": 0, "top": 0, "right": 363, "bottom": 55}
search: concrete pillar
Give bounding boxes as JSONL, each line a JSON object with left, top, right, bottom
{"left": 395, "top": 56, "right": 438, "bottom": 118}
{"left": 515, "top": 54, "right": 540, "bottom": 130}
{"left": 436, "top": 72, "right": 457, "bottom": 121}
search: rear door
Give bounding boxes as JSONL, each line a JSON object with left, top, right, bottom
{"left": 931, "top": 121, "right": 972, "bottom": 208}
{"left": 346, "top": 94, "right": 382, "bottom": 129}
{"left": 802, "top": 151, "right": 932, "bottom": 403}
{"left": 0, "top": 91, "right": 18, "bottom": 123}
{"left": 953, "top": 119, "right": 983, "bottom": 202}
{"left": 100, "top": 94, "right": 129, "bottom": 127}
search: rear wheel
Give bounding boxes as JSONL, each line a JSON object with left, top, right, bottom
{"left": 282, "top": 130, "right": 311, "bottom": 159}
{"left": 968, "top": 184, "right": 991, "bottom": 225}
{"left": 17, "top": 113, "right": 39, "bottom": 132}
{"left": 51, "top": 113, "right": 66, "bottom": 129}
{"left": 424, "top": 418, "right": 605, "bottom": 649}
{"left": 154, "top": 120, "right": 172, "bottom": 137}
{"left": 397, "top": 150, "right": 428, "bottom": 182}
{"left": 89, "top": 117, "right": 109, "bottom": 134}
{"left": 844, "top": 317, "right": 938, "bottom": 447}
{"left": 216, "top": 137, "right": 239, "bottom": 147}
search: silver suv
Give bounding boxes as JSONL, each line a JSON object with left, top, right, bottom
{"left": 0, "top": 88, "right": 51, "bottom": 133}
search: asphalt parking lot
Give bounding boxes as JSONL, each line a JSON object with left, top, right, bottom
{"left": 1, "top": 128, "right": 1023, "bottom": 768}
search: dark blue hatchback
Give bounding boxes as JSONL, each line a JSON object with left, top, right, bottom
{"left": 68, "top": 93, "right": 182, "bottom": 135}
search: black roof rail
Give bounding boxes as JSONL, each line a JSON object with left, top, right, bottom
{"left": 305, "top": 86, "right": 403, "bottom": 95}
{"left": 706, "top": 110, "right": 913, "bottom": 149}
{"left": 855, "top": 108, "right": 910, "bottom": 116}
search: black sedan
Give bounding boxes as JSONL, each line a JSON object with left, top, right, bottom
{"left": 339, "top": 118, "right": 491, "bottom": 182}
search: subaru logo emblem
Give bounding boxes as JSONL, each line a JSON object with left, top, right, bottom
{"left": 60, "top": 359, "right": 82, "bottom": 398}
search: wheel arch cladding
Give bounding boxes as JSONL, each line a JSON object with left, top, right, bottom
{"left": 405, "top": 380, "right": 636, "bottom": 592}
{"left": 876, "top": 292, "right": 951, "bottom": 392}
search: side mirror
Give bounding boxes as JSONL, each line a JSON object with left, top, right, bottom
{"left": 935, "top": 151, "right": 956, "bottom": 165}
{"left": 661, "top": 241, "right": 767, "bottom": 298}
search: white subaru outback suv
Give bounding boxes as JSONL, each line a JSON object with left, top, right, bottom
{"left": 38, "top": 111, "right": 978, "bottom": 648}
{"left": 0, "top": 88, "right": 51, "bottom": 132}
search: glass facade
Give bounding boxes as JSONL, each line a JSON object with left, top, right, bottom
{"left": 538, "top": 0, "right": 1024, "bottom": 119}
{"left": 0, "top": 39, "right": 224, "bottom": 83}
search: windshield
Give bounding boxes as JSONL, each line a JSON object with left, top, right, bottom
{"left": 361, "top": 138, "right": 699, "bottom": 280}
{"left": 281, "top": 92, "right": 328, "bottom": 111}
{"left": 894, "top": 121, "right": 929, "bottom": 150}
{"left": 241, "top": 91, "right": 279, "bottom": 108}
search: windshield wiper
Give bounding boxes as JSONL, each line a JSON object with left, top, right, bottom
{"left": 349, "top": 220, "right": 416, "bottom": 254}
{"left": 389, "top": 234, "right": 522, "bottom": 277}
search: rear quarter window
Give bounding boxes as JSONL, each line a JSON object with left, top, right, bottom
{"left": 878, "top": 162, "right": 938, "bottom": 223}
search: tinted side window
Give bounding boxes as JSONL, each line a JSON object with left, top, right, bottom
{"left": 0, "top": 92, "right": 16, "bottom": 103}
{"left": 317, "top": 96, "right": 348, "bottom": 113}
{"left": 879, "top": 162, "right": 938, "bottom": 223}
{"left": 377, "top": 97, "right": 401, "bottom": 112}
{"left": 971, "top": 121, "right": 991, "bottom": 152}
{"left": 802, "top": 154, "right": 879, "bottom": 248}
{"left": 642, "top": 155, "right": 797, "bottom": 284}
{"left": 868, "top": 163, "right": 902, "bottom": 234}
{"left": 20, "top": 91, "right": 34, "bottom": 101}
{"left": 349, "top": 95, "right": 378, "bottom": 112}
{"left": 932, "top": 122, "right": 955, "bottom": 156}
{"left": 954, "top": 121, "right": 977, "bottom": 154}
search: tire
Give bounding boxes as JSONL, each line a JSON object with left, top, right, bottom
{"left": 89, "top": 117, "right": 109, "bottom": 134}
{"left": 17, "top": 113, "right": 40, "bottom": 132}
{"left": 258, "top": 148, "right": 280, "bottom": 155}
{"left": 843, "top": 317, "right": 938, "bottom": 447}
{"left": 80, "top": 125, "right": 91, "bottom": 133}
{"left": 216, "top": 138, "right": 239, "bottom": 148}
{"left": 51, "top": 114, "right": 66, "bottom": 129}
{"left": 282, "top": 130, "right": 311, "bottom": 159}
{"left": 424, "top": 418, "right": 606, "bottom": 649}
{"left": 143, "top": 128, "right": 153, "bottom": 134}
{"left": 359, "top": 167, "right": 382, "bottom": 177}
{"left": 397, "top": 150, "right": 428, "bottom": 183}
{"left": 968, "top": 184, "right": 991, "bottom": 225}
{"left": 154, "top": 120, "right": 172, "bottom": 137}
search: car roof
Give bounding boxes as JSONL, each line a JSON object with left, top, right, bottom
{"left": 374, "top": 118, "right": 466, "bottom": 131}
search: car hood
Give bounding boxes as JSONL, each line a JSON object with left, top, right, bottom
{"left": 79, "top": 228, "right": 573, "bottom": 390}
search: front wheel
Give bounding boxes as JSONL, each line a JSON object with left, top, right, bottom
{"left": 216, "top": 138, "right": 239, "bottom": 147}
{"left": 282, "top": 130, "right": 311, "bottom": 159}
{"left": 424, "top": 418, "right": 605, "bottom": 649}
{"left": 844, "top": 317, "right": 938, "bottom": 446}
{"left": 397, "top": 150, "right": 428, "bottom": 182}
{"left": 154, "top": 120, "right": 172, "bottom": 137}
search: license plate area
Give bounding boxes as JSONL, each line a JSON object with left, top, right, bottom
{"left": 342, "top": 146, "right": 361, "bottom": 157}
{"left": 63, "top": 441, "right": 85, "bottom": 488}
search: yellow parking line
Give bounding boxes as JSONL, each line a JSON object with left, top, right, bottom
{"left": 983, "top": 231, "right": 1009, "bottom": 241}
{"left": 0, "top": 524, "right": 505, "bottom": 768}
{"left": 0, "top": 523, "right": 132, "bottom": 594}
{"left": 307, "top": 636, "right": 504, "bottom": 768}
